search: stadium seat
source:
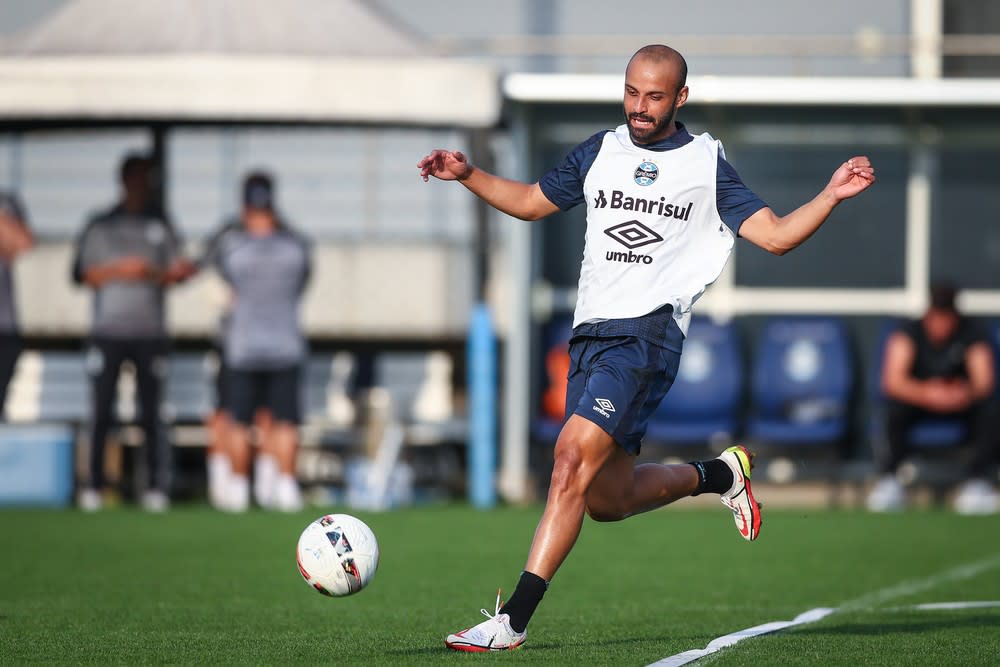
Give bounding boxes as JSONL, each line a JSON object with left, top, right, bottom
{"left": 746, "top": 316, "right": 854, "bottom": 447}
{"left": 372, "top": 351, "right": 466, "bottom": 445}
{"left": 298, "top": 351, "right": 362, "bottom": 452}
{"left": 6, "top": 351, "right": 90, "bottom": 423}
{"left": 163, "top": 353, "right": 214, "bottom": 424}
{"left": 645, "top": 316, "right": 743, "bottom": 446}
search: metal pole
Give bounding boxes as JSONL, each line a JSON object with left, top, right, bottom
{"left": 466, "top": 128, "right": 497, "bottom": 508}
{"left": 498, "top": 103, "right": 533, "bottom": 503}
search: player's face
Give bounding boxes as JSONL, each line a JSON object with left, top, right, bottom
{"left": 623, "top": 57, "right": 687, "bottom": 145}
{"left": 924, "top": 308, "right": 959, "bottom": 344}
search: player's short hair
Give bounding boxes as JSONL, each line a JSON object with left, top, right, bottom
{"left": 929, "top": 281, "right": 958, "bottom": 313}
{"left": 630, "top": 44, "right": 688, "bottom": 91}
{"left": 119, "top": 152, "right": 152, "bottom": 183}
{"left": 243, "top": 170, "right": 275, "bottom": 211}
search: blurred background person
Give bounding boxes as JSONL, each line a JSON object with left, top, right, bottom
{"left": 209, "top": 171, "right": 311, "bottom": 512}
{"left": 868, "top": 282, "right": 1000, "bottom": 514}
{"left": 0, "top": 190, "right": 34, "bottom": 417}
{"left": 198, "top": 211, "right": 280, "bottom": 511}
{"left": 72, "top": 153, "right": 194, "bottom": 512}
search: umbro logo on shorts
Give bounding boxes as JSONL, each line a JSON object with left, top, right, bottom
{"left": 593, "top": 397, "right": 616, "bottom": 419}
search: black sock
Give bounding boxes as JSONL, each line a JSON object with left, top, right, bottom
{"left": 689, "top": 459, "right": 734, "bottom": 496}
{"left": 499, "top": 571, "right": 548, "bottom": 633}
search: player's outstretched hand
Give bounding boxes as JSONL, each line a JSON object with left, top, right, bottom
{"left": 826, "top": 156, "right": 876, "bottom": 201}
{"left": 418, "top": 149, "right": 472, "bottom": 182}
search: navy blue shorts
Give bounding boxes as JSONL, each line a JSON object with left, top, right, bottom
{"left": 226, "top": 365, "right": 302, "bottom": 426}
{"left": 566, "top": 335, "right": 681, "bottom": 455}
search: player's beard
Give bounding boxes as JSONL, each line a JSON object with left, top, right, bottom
{"left": 625, "top": 104, "right": 677, "bottom": 145}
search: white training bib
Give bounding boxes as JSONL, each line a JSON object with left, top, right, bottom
{"left": 574, "top": 125, "right": 735, "bottom": 336}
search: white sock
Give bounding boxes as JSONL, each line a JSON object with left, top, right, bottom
{"left": 207, "top": 453, "right": 231, "bottom": 507}
{"left": 228, "top": 474, "right": 250, "bottom": 513}
{"left": 254, "top": 455, "right": 279, "bottom": 508}
{"left": 275, "top": 473, "right": 303, "bottom": 512}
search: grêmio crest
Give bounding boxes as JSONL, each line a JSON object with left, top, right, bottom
{"left": 634, "top": 161, "right": 658, "bottom": 186}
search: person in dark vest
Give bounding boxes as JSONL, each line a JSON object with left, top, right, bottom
{"left": 868, "top": 281, "right": 999, "bottom": 514}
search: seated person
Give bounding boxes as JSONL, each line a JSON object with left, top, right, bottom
{"left": 867, "top": 282, "right": 999, "bottom": 514}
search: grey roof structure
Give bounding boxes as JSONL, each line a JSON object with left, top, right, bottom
{"left": 0, "top": 0, "right": 499, "bottom": 126}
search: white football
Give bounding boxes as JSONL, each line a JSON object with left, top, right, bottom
{"left": 296, "top": 514, "right": 379, "bottom": 597}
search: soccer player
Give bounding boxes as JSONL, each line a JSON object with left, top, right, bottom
{"left": 207, "top": 171, "right": 312, "bottom": 513}
{"left": 418, "top": 44, "right": 876, "bottom": 652}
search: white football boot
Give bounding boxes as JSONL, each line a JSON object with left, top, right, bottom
{"left": 445, "top": 589, "right": 527, "bottom": 652}
{"left": 718, "top": 445, "right": 763, "bottom": 541}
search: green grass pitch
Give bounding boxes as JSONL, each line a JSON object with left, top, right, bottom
{"left": 1, "top": 504, "right": 998, "bottom": 665}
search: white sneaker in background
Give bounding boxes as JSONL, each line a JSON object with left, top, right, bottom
{"left": 273, "top": 474, "right": 304, "bottom": 513}
{"left": 954, "top": 479, "right": 1000, "bottom": 515}
{"left": 866, "top": 475, "right": 906, "bottom": 512}
{"left": 77, "top": 488, "right": 103, "bottom": 512}
{"left": 253, "top": 454, "right": 278, "bottom": 509}
{"left": 445, "top": 590, "right": 527, "bottom": 652}
{"left": 141, "top": 489, "right": 170, "bottom": 513}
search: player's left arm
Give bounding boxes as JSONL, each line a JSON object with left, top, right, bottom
{"left": 963, "top": 341, "right": 995, "bottom": 401}
{"left": 738, "top": 157, "right": 875, "bottom": 255}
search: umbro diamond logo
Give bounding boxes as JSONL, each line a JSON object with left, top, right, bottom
{"left": 604, "top": 220, "right": 663, "bottom": 250}
{"left": 593, "top": 397, "right": 616, "bottom": 419}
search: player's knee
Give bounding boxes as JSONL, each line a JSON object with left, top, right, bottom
{"left": 549, "top": 443, "right": 587, "bottom": 495}
{"left": 585, "top": 502, "right": 628, "bottom": 522}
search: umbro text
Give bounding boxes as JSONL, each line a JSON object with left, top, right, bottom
{"left": 605, "top": 250, "right": 653, "bottom": 264}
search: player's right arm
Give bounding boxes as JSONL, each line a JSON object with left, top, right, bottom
{"left": 417, "top": 149, "right": 559, "bottom": 221}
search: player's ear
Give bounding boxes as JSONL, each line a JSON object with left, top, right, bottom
{"left": 675, "top": 85, "right": 689, "bottom": 109}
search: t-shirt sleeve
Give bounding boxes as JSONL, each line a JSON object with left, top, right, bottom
{"left": 0, "top": 192, "right": 29, "bottom": 228}
{"left": 161, "top": 216, "right": 183, "bottom": 264}
{"left": 538, "top": 130, "right": 608, "bottom": 211}
{"left": 199, "top": 221, "right": 236, "bottom": 270}
{"left": 716, "top": 154, "right": 768, "bottom": 235}
{"left": 71, "top": 218, "right": 101, "bottom": 284}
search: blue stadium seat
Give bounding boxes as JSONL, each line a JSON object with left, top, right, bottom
{"left": 645, "top": 317, "right": 743, "bottom": 445}
{"left": 746, "top": 316, "right": 853, "bottom": 447}
{"left": 869, "top": 318, "right": 965, "bottom": 450}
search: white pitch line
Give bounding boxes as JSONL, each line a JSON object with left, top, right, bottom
{"left": 645, "top": 608, "right": 835, "bottom": 667}
{"left": 647, "top": 553, "right": 1000, "bottom": 667}
{"left": 838, "top": 551, "right": 1000, "bottom": 612}
{"left": 914, "top": 601, "right": 1000, "bottom": 610}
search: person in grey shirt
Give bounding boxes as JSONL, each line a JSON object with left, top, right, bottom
{"left": 208, "top": 171, "right": 311, "bottom": 512}
{"left": 0, "top": 191, "right": 34, "bottom": 416}
{"left": 71, "top": 153, "right": 194, "bottom": 512}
